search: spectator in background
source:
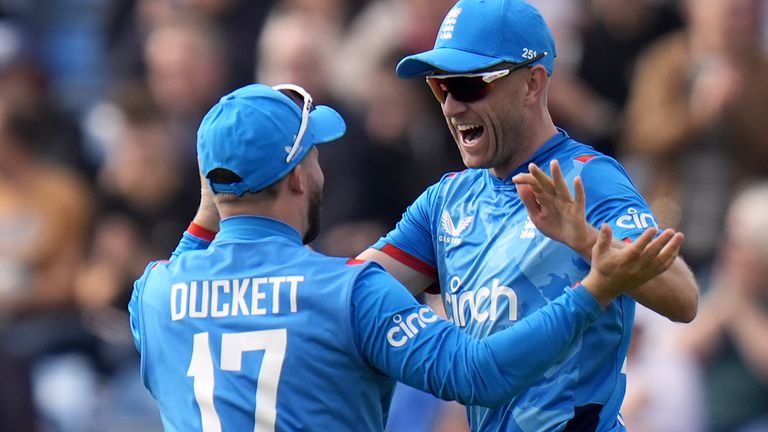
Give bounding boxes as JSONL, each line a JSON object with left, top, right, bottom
{"left": 544, "top": 0, "right": 681, "bottom": 156}
{"left": 332, "top": 0, "right": 456, "bottom": 106}
{"left": 0, "top": 0, "right": 112, "bottom": 116}
{"left": 278, "top": 0, "right": 352, "bottom": 26}
{"left": 257, "top": 5, "right": 343, "bottom": 103}
{"left": 143, "top": 14, "right": 230, "bottom": 164}
{"left": 0, "top": 21, "right": 93, "bottom": 177}
{"left": 681, "top": 182, "right": 768, "bottom": 432}
{"left": 105, "top": 0, "right": 177, "bottom": 82}
{"left": 0, "top": 95, "right": 94, "bottom": 431}
{"left": 620, "top": 0, "right": 768, "bottom": 271}
{"left": 184, "top": 0, "right": 277, "bottom": 87}
{"left": 621, "top": 303, "right": 705, "bottom": 432}
{"left": 89, "top": 81, "right": 198, "bottom": 280}
{"left": 106, "top": 0, "right": 274, "bottom": 89}
{"left": 0, "top": 96, "right": 93, "bottom": 322}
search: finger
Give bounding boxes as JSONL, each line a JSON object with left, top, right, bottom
{"left": 656, "top": 232, "right": 684, "bottom": 266}
{"left": 550, "top": 160, "right": 572, "bottom": 200}
{"left": 659, "top": 243, "right": 682, "bottom": 272}
{"left": 574, "top": 176, "right": 586, "bottom": 214}
{"left": 517, "top": 184, "right": 542, "bottom": 217}
{"left": 641, "top": 228, "right": 675, "bottom": 258}
{"left": 529, "top": 163, "right": 556, "bottom": 194}
{"left": 626, "top": 227, "right": 658, "bottom": 258}
{"left": 595, "top": 223, "right": 613, "bottom": 256}
{"left": 512, "top": 174, "right": 545, "bottom": 194}
{"left": 650, "top": 235, "right": 682, "bottom": 275}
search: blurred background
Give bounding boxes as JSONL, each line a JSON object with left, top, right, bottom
{"left": 0, "top": 0, "right": 766, "bottom": 431}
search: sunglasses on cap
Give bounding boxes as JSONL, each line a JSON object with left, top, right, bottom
{"left": 272, "top": 83, "right": 316, "bottom": 163}
{"left": 425, "top": 52, "right": 547, "bottom": 104}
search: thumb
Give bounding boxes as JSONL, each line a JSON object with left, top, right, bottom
{"left": 595, "top": 223, "right": 612, "bottom": 255}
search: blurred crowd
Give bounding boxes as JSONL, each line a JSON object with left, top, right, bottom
{"left": 0, "top": 0, "right": 765, "bottom": 431}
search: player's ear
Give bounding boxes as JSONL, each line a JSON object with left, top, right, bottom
{"left": 524, "top": 65, "right": 549, "bottom": 106}
{"left": 285, "top": 164, "right": 306, "bottom": 195}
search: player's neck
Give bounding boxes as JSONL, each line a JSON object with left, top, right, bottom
{"left": 217, "top": 199, "right": 307, "bottom": 238}
{"left": 490, "top": 120, "right": 558, "bottom": 180}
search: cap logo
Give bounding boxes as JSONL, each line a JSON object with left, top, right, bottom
{"left": 438, "top": 7, "right": 462, "bottom": 40}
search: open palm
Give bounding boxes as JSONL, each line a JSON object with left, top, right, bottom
{"left": 512, "top": 160, "right": 597, "bottom": 258}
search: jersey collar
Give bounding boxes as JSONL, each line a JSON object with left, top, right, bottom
{"left": 213, "top": 215, "right": 303, "bottom": 245}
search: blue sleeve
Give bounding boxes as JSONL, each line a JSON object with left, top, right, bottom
{"left": 371, "top": 184, "right": 438, "bottom": 269}
{"left": 350, "top": 266, "right": 602, "bottom": 407}
{"left": 130, "top": 228, "right": 212, "bottom": 359}
{"left": 170, "top": 231, "right": 213, "bottom": 259}
{"left": 131, "top": 228, "right": 211, "bottom": 349}
{"left": 579, "top": 156, "right": 657, "bottom": 241}
{"left": 128, "top": 264, "right": 154, "bottom": 354}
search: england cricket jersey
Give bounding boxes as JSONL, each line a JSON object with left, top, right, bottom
{"left": 373, "top": 130, "right": 656, "bottom": 431}
{"left": 130, "top": 215, "right": 604, "bottom": 431}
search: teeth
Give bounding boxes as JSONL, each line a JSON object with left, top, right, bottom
{"left": 457, "top": 123, "right": 483, "bottom": 144}
{"left": 457, "top": 124, "right": 480, "bottom": 132}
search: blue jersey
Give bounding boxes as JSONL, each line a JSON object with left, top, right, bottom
{"left": 130, "top": 215, "right": 604, "bottom": 431}
{"left": 373, "top": 130, "right": 656, "bottom": 431}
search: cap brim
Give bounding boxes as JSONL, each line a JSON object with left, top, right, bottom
{"left": 396, "top": 48, "right": 505, "bottom": 78}
{"left": 308, "top": 105, "right": 346, "bottom": 145}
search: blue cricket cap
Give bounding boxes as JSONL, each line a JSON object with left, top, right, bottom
{"left": 396, "top": 0, "right": 556, "bottom": 77}
{"left": 197, "top": 84, "right": 346, "bottom": 195}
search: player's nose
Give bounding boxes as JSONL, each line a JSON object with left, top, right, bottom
{"left": 442, "top": 92, "right": 470, "bottom": 118}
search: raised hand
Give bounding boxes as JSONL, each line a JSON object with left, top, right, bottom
{"left": 512, "top": 160, "right": 596, "bottom": 258}
{"left": 581, "top": 224, "right": 684, "bottom": 307}
{"left": 193, "top": 166, "right": 220, "bottom": 232}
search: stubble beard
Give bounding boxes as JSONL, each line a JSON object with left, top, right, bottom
{"left": 490, "top": 113, "right": 528, "bottom": 175}
{"left": 303, "top": 182, "right": 323, "bottom": 245}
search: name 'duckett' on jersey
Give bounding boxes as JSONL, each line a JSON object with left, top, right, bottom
{"left": 169, "top": 275, "right": 303, "bottom": 321}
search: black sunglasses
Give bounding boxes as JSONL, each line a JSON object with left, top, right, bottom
{"left": 425, "top": 52, "right": 547, "bottom": 103}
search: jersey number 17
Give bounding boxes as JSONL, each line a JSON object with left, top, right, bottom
{"left": 187, "top": 329, "right": 288, "bottom": 432}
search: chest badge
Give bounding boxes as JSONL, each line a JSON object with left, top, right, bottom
{"left": 439, "top": 211, "right": 474, "bottom": 246}
{"left": 520, "top": 217, "right": 538, "bottom": 240}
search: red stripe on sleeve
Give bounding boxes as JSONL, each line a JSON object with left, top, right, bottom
{"left": 380, "top": 244, "right": 438, "bottom": 278}
{"left": 575, "top": 155, "right": 596, "bottom": 164}
{"left": 187, "top": 222, "right": 217, "bottom": 242}
{"left": 346, "top": 258, "right": 366, "bottom": 265}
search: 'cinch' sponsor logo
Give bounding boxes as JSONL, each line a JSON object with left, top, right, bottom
{"left": 386, "top": 308, "right": 439, "bottom": 347}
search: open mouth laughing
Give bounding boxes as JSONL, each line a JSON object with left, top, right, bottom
{"left": 457, "top": 123, "right": 484, "bottom": 146}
